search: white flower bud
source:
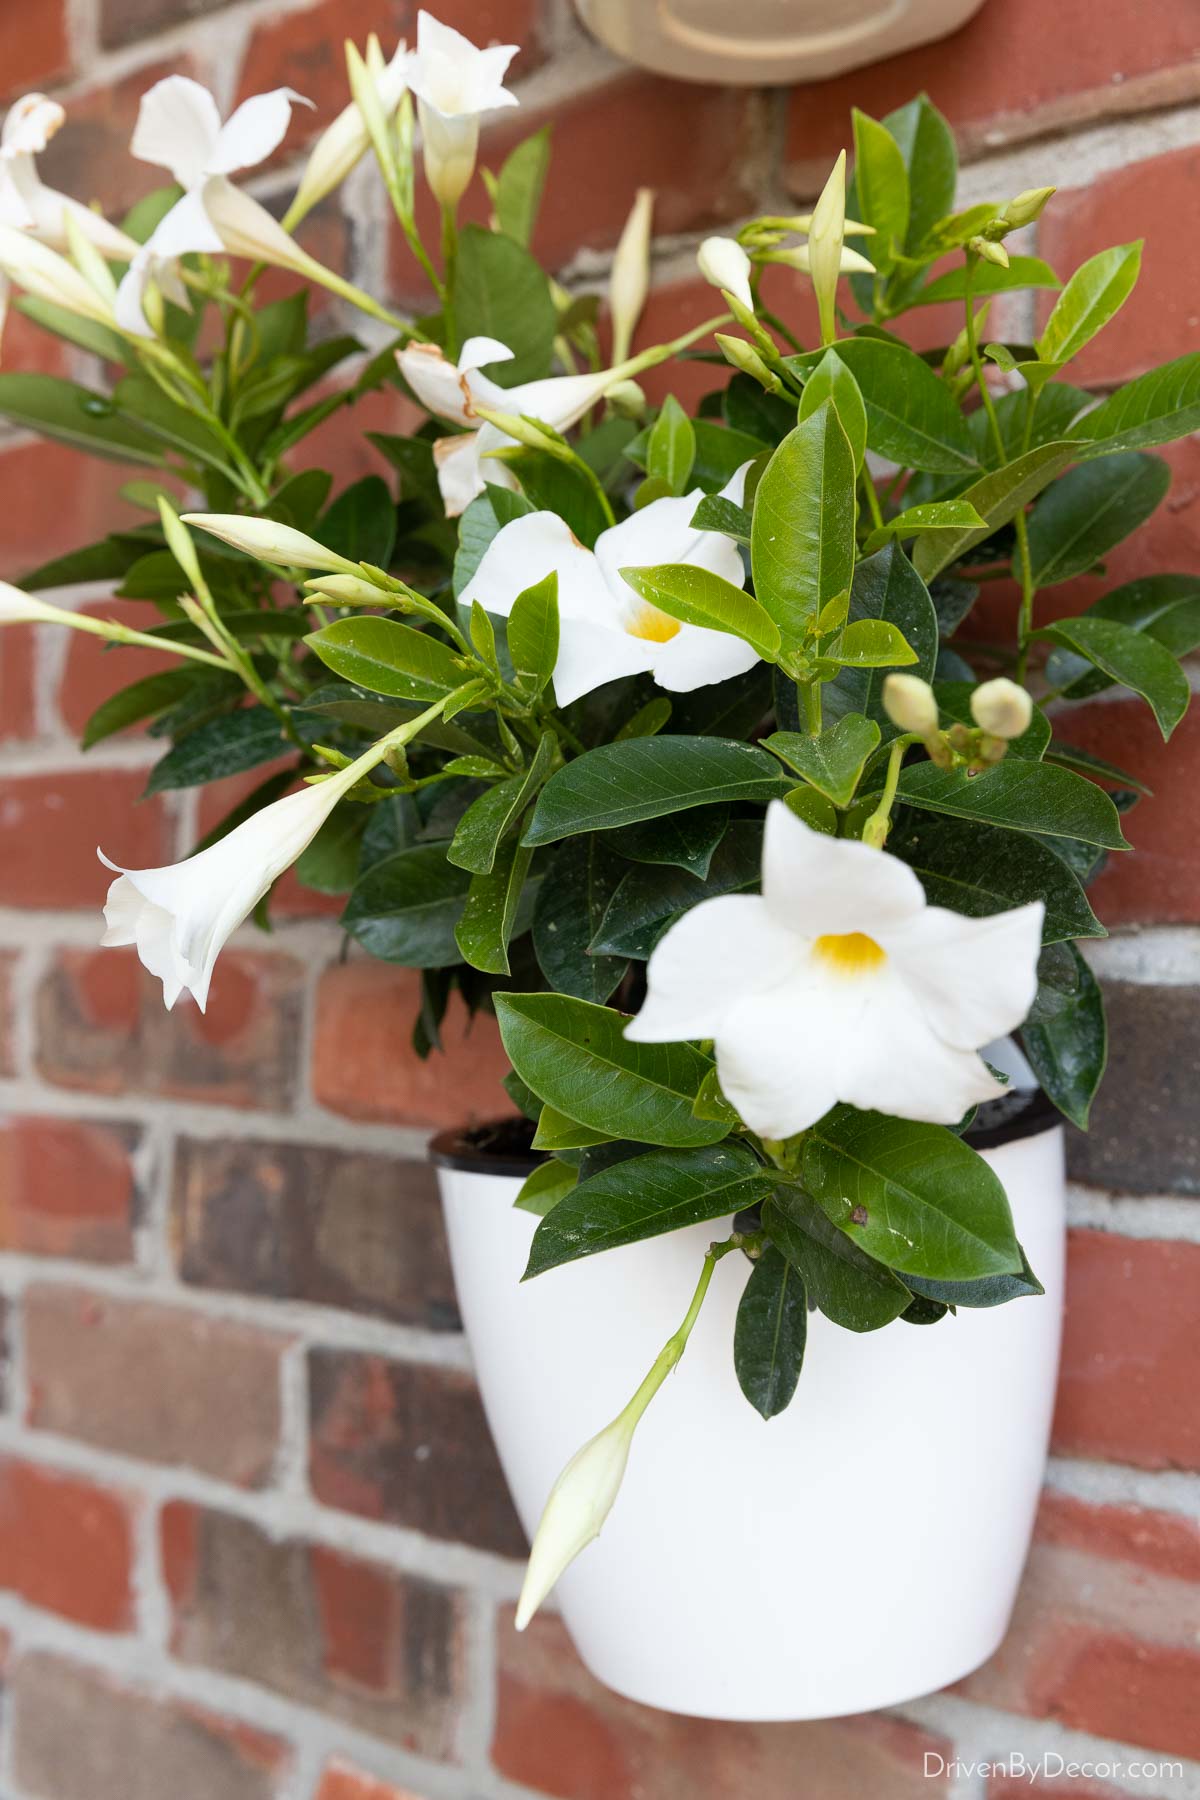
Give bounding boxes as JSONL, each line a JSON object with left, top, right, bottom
{"left": 696, "top": 235, "right": 753, "bottom": 312}
{"left": 609, "top": 187, "right": 654, "bottom": 363}
{"left": 290, "top": 40, "right": 411, "bottom": 223}
{"left": 0, "top": 224, "right": 116, "bottom": 325}
{"left": 0, "top": 581, "right": 76, "bottom": 626}
{"left": 970, "top": 677, "right": 1033, "bottom": 740}
{"left": 807, "top": 150, "right": 847, "bottom": 347}
{"left": 515, "top": 1407, "right": 637, "bottom": 1631}
{"left": 882, "top": 672, "right": 939, "bottom": 737}
{"left": 182, "top": 512, "right": 357, "bottom": 574}
{"left": 201, "top": 177, "right": 318, "bottom": 277}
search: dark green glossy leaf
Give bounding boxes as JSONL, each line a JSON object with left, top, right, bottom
{"left": 734, "top": 1246, "right": 807, "bottom": 1419}
{"left": 882, "top": 94, "right": 956, "bottom": 253}
{"left": 822, "top": 543, "right": 938, "bottom": 734}
{"left": 591, "top": 818, "right": 762, "bottom": 958}
{"left": 454, "top": 223, "right": 556, "bottom": 386}
{"left": 903, "top": 1244, "right": 1044, "bottom": 1308}
{"left": 1021, "top": 941, "right": 1107, "bottom": 1128}
{"left": 1036, "top": 615, "right": 1189, "bottom": 739}
{"left": 532, "top": 836, "right": 628, "bottom": 1002}
{"left": 802, "top": 1107, "right": 1022, "bottom": 1281}
{"left": 341, "top": 841, "right": 470, "bottom": 965}
{"left": 790, "top": 338, "right": 978, "bottom": 473}
{"left": 82, "top": 668, "right": 219, "bottom": 750}
{"left": 763, "top": 716, "right": 881, "bottom": 806}
{"left": 514, "top": 1157, "right": 576, "bottom": 1217}
{"left": 896, "top": 757, "right": 1128, "bottom": 850}
{"left": 887, "top": 812, "right": 1102, "bottom": 943}
{"left": 293, "top": 804, "right": 365, "bottom": 894}
{"left": 0, "top": 372, "right": 161, "bottom": 464}
{"left": 763, "top": 1193, "right": 910, "bottom": 1332}
{"left": 646, "top": 395, "right": 696, "bottom": 495}
{"left": 751, "top": 405, "right": 857, "bottom": 647}
{"left": 797, "top": 347, "right": 867, "bottom": 468}
{"left": 455, "top": 836, "right": 534, "bottom": 973}
{"left": 320, "top": 475, "right": 397, "bottom": 569}
{"left": 1048, "top": 574, "right": 1200, "bottom": 701}
{"left": 1027, "top": 452, "right": 1170, "bottom": 587}
{"left": 144, "top": 706, "right": 285, "bottom": 794}
{"left": 523, "top": 737, "right": 789, "bottom": 845}
{"left": 913, "top": 440, "right": 1075, "bottom": 581}
{"left": 485, "top": 126, "right": 550, "bottom": 247}
{"left": 495, "top": 993, "right": 727, "bottom": 1148}
{"left": 449, "top": 732, "right": 555, "bottom": 873}
{"left": 526, "top": 1143, "right": 771, "bottom": 1276}
{"left": 851, "top": 107, "right": 909, "bottom": 273}
{"left": 914, "top": 256, "right": 1060, "bottom": 306}
{"left": 610, "top": 806, "right": 728, "bottom": 878}
{"left": 1069, "top": 350, "right": 1200, "bottom": 457}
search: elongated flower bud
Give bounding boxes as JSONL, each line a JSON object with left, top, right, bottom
{"left": 201, "top": 177, "right": 318, "bottom": 276}
{"left": 0, "top": 224, "right": 116, "bottom": 325}
{"left": 0, "top": 581, "right": 77, "bottom": 626}
{"left": 696, "top": 235, "right": 753, "bottom": 311}
{"left": 289, "top": 41, "right": 411, "bottom": 225}
{"left": 970, "top": 677, "right": 1033, "bottom": 740}
{"left": 882, "top": 672, "right": 939, "bottom": 737}
{"left": 1001, "top": 186, "right": 1055, "bottom": 229}
{"left": 515, "top": 1406, "right": 637, "bottom": 1631}
{"left": 304, "top": 573, "right": 393, "bottom": 605}
{"left": 182, "top": 513, "right": 358, "bottom": 574}
{"left": 808, "top": 150, "right": 847, "bottom": 347}
{"left": 609, "top": 187, "right": 653, "bottom": 363}
{"left": 715, "top": 333, "right": 780, "bottom": 392}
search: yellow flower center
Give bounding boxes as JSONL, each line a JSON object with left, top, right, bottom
{"left": 813, "top": 931, "right": 887, "bottom": 976}
{"left": 626, "top": 601, "right": 682, "bottom": 644}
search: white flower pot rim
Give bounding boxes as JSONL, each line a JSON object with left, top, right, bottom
{"left": 427, "top": 1082, "right": 1061, "bottom": 1176}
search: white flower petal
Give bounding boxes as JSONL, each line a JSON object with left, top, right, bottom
{"left": 883, "top": 902, "right": 1045, "bottom": 1050}
{"left": 459, "top": 511, "right": 616, "bottom": 624}
{"left": 592, "top": 488, "right": 746, "bottom": 615}
{"left": 397, "top": 341, "right": 471, "bottom": 423}
{"left": 761, "top": 801, "right": 924, "bottom": 937}
{"left": 713, "top": 981, "right": 841, "bottom": 1139}
{"left": 146, "top": 187, "right": 223, "bottom": 259}
{"left": 834, "top": 969, "right": 1009, "bottom": 1124}
{"left": 411, "top": 11, "right": 518, "bottom": 116}
{"left": 473, "top": 366, "right": 612, "bottom": 431}
{"left": 0, "top": 163, "right": 33, "bottom": 230}
{"left": 131, "top": 76, "right": 222, "bottom": 188}
{"left": 209, "top": 88, "right": 310, "bottom": 175}
{"left": 433, "top": 431, "right": 485, "bottom": 516}
{"left": 2, "top": 95, "right": 64, "bottom": 157}
{"left": 697, "top": 235, "right": 753, "bottom": 311}
{"left": 646, "top": 620, "right": 761, "bottom": 693}
{"left": 459, "top": 334, "right": 514, "bottom": 375}
{"left": 552, "top": 614, "right": 656, "bottom": 706}
{"left": 720, "top": 459, "right": 753, "bottom": 506}
{"left": 627, "top": 893, "right": 802, "bottom": 1045}
{"left": 114, "top": 252, "right": 154, "bottom": 335}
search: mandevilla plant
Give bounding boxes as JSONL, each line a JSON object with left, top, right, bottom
{"left": 1, "top": 13, "right": 1196, "bottom": 1631}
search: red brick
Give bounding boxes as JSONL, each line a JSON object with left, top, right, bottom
{"left": 0, "top": 1458, "right": 134, "bottom": 1631}
{"left": 1051, "top": 700, "right": 1200, "bottom": 927}
{"left": 190, "top": 762, "right": 344, "bottom": 921}
{"left": 317, "top": 1765, "right": 426, "bottom": 1800}
{"left": 313, "top": 961, "right": 511, "bottom": 1128}
{"left": 171, "top": 1136, "right": 458, "bottom": 1327}
{"left": 784, "top": 0, "right": 1200, "bottom": 191}
{"left": 0, "top": 953, "right": 16, "bottom": 1077}
{"left": 25, "top": 1285, "right": 288, "bottom": 1486}
{"left": 58, "top": 600, "right": 181, "bottom": 739}
{"left": 1038, "top": 147, "right": 1200, "bottom": 386}
{"left": 162, "top": 1500, "right": 466, "bottom": 1757}
{"left": 307, "top": 1349, "right": 525, "bottom": 1556}
{"left": 36, "top": 947, "right": 304, "bottom": 1110}
{"left": 0, "top": 3, "right": 70, "bottom": 98}
{"left": 239, "top": 0, "right": 542, "bottom": 171}
{"left": 39, "top": 59, "right": 200, "bottom": 221}
{"left": 494, "top": 1609, "right": 951, "bottom": 1800}
{"left": 0, "top": 1115, "right": 138, "bottom": 1262}
{"left": 289, "top": 383, "right": 421, "bottom": 488}
{"left": 0, "top": 622, "right": 36, "bottom": 741}
{"left": 990, "top": 1779, "right": 1151, "bottom": 1800}
{"left": 963, "top": 1487, "right": 1200, "bottom": 1758}
{"left": 99, "top": 0, "right": 236, "bottom": 50}
{"left": 1052, "top": 1231, "right": 1200, "bottom": 1470}
{"left": 0, "top": 770, "right": 172, "bottom": 911}
{"left": 390, "top": 75, "right": 764, "bottom": 300}
{"left": 12, "top": 1653, "right": 289, "bottom": 1800}
{"left": 0, "top": 438, "right": 141, "bottom": 577}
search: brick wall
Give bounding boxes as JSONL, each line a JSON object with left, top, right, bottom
{"left": 0, "top": 3, "right": 1198, "bottom": 1797}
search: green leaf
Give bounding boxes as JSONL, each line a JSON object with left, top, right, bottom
{"left": 802, "top": 1108, "right": 1022, "bottom": 1281}
{"left": 514, "top": 1158, "right": 577, "bottom": 1217}
{"left": 882, "top": 95, "right": 957, "bottom": 253}
{"left": 507, "top": 571, "right": 559, "bottom": 692}
{"left": 790, "top": 339, "right": 978, "bottom": 475}
{"left": 1027, "top": 452, "right": 1170, "bottom": 587}
{"left": 320, "top": 475, "right": 397, "bottom": 569}
{"left": 913, "top": 440, "right": 1076, "bottom": 581}
{"left": 455, "top": 223, "right": 556, "bottom": 386}
{"left": 733, "top": 1246, "right": 807, "bottom": 1419}
{"left": 1037, "top": 241, "right": 1142, "bottom": 368}
{"left": 797, "top": 348, "right": 867, "bottom": 469}
{"left": 689, "top": 420, "right": 769, "bottom": 492}
{"left": 591, "top": 819, "right": 762, "bottom": 958}
{"left": 0, "top": 372, "right": 161, "bottom": 464}
{"left": 896, "top": 757, "right": 1128, "bottom": 850}
{"left": 902, "top": 1246, "right": 1045, "bottom": 1308}
{"left": 851, "top": 108, "right": 909, "bottom": 272}
{"left": 610, "top": 806, "right": 728, "bottom": 878}
{"left": 495, "top": 443, "right": 610, "bottom": 547}
{"left": 830, "top": 618, "right": 918, "bottom": 668}
{"left": 619, "top": 563, "right": 780, "bottom": 660}
{"left": 887, "top": 812, "right": 1103, "bottom": 944}
{"left": 1049, "top": 574, "right": 1200, "bottom": 701}
{"left": 1021, "top": 941, "right": 1107, "bottom": 1128}
{"left": 751, "top": 404, "right": 857, "bottom": 648}
{"left": 1043, "top": 741, "right": 1150, "bottom": 793}
{"left": 645, "top": 395, "right": 695, "bottom": 496}
{"left": 526, "top": 1143, "right": 771, "bottom": 1276}
{"left": 484, "top": 126, "right": 550, "bottom": 247}
{"left": 341, "top": 842, "right": 471, "bottom": 966}
{"left": 523, "top": 737, "right": 788, "bottom": 846}
{"left": 293, "top": 805, "right": 364, "bottom": 895}
{"left": 306, "top": 616, "right": 466, "bottom": 702}
{"left": 688, "top": 494, "right": 751, "bottom": 542}
{"left": 913, "top": 257, "right": 1060, "bottom": 306}
{"left": 455, "top": 836, "right": 534, "bottom": 974}
{"left": 495, "top": 993, "right": 728, "bottom": 1148}
{"left": 763, "top": 717, "right": 881, "bottom": 806}
{"left": 1037, "top": 615, "right": 1189, "bottom": 739}
{"left": 144, "top": 707, "right": 285, "bottom": 795}
{"left": 82, "top": 668, "right": 214, "bottom": 750}
{"left": 862, "top": 500, "right": 987, "bottom": 556}
{"left": 822, "top": 544, "right": 938, "bottom": 733}
{"left": 532, "top": 1106, "right": 608, "bottom": 1151}
{"left": 453, "top": 483, "right": 536, "bottom": 595}
{"left": 14, "top": 295, "right": 133, "bottom": 365}
{"left": 763, "top": 1193, "right": 911, "bottom": 1331}
{"left": 533, "top": 836, "right": 628, "bottom": 1002}
{"left": 449, "top": 732, "right": 556, "bottom": 873}
{"left": 1068, "top": 351, "right": 1200, "bottom": 457}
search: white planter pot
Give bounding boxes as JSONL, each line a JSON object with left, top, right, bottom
{"left": 436, "top": 1101, "right": 1065, "bottom": 1721}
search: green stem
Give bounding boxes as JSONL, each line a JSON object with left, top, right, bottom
{"left": 860, "top": 471, "right": 885, "bottom": 533}
{"left": 36, "top": 606, "right": 233, "bottom": 674}
{"left": 1013, "top": 385, "right": 1041, "bottom": 684}
{"left": 441, "top": 202, "right": 459, "bottom": 359}
{"left": 624, "top": 1238, "right": 740, "bottom": 1428}
{"left": 861, "top": 732, "right": 921, "bottom": 848}
{"left": 803, "top": 678, "right": 823, "bottom": 736}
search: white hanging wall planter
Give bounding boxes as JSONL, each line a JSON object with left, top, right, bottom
{"left": 572, "top": 0, "right": 987, "bottom": 85}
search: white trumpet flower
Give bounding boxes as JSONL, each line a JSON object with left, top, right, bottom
{"left": 0, "top": 223, "right": 118, "bottom": 326}
{"left": 697, "top": 235, "right": 754, "bottom": 312}
{"left": 515, "top": 1407, "right": 637, "bottom": 1632}
{"left": 116, "top": 75, "right": 310, "bottom": 334}
{"left": 397, "top": 335, "right": 633, "bottom": 517}
{"left": 627, "top": 801, "right": 1044, "bottom": 1139}
{"left": 0, "top": 93, "right": 136, "bottom": 257}
{"left": 460, "top": 464, "right": 756, "bottom": 704}
{"left": 408, "top": 9, "right": 518, "bottom": 208}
